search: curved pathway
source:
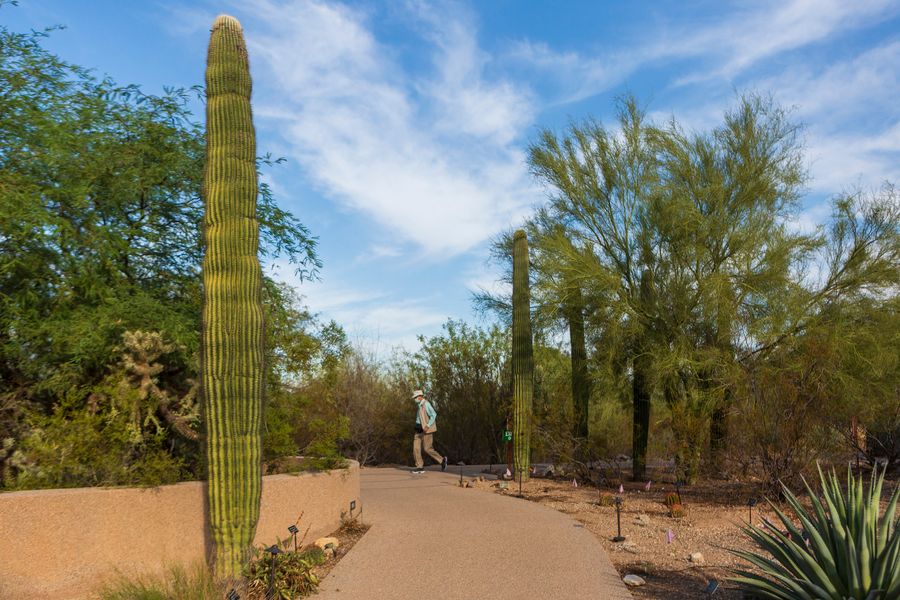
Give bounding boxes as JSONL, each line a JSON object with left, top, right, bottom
{"left": 317, "top": 467, "right": 632, "bottom": 600}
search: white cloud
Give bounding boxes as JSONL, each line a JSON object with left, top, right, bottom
{"left": 238, "top": 0, "right": 537, "bottom": 257}
{"left": 506, "top": 0, "right": 900, "bottom": 101}
{"left": 675, "top": 0, "right": 897, "bottom": 82}
{"left": 755, "top": 40, "right": 900, "bottom": 193}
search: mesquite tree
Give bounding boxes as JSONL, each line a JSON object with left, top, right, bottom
{"left": 512, "top": 230, "right": 534, "bottom": 480}
{"left": 202, "top": 15, "right": 264, "bottom": 578}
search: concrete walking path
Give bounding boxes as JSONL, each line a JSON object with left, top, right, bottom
{"left": 316, "top": 467, "right": 633, "bottom": 600}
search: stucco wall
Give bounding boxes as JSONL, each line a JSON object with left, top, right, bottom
{"left": 0, "top": 461, "right": 360, "bottom": 599}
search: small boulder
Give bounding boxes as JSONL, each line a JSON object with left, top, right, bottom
{"left": 689, "top": 552, "right": 705, "bottom": 565}
{"left": 634, "top": 514, "right": 651, "bottom": 527}
{"left": 622, "top": 541, "right": 641, "bottom": 554}
{"left": 497, "top": 481, "right": 509, "bottom": 490}
{"left": 314, "top": 536, "right": 340, "bottom": 551}
{"left": 623, "top": 574, "right": 646, "bottom": 587}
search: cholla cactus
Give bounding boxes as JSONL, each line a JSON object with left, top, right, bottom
{"left": 201, "top": 14, "right": 265, "bottom": 579}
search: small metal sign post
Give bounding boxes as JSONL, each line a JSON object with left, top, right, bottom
{"left": 675, "top": 479, "right": 684, "bottom": 505}
{"left": 502, "top": 430, "right": 512, "bottom": 442}
{"left": 517, "top": 466, "right": 525, "bottom": 498}
{"left": 612, "top": 496, "right": 625, "bottom": 542}
{"left": 747, "top": 497, "right": 758, "bottom": 524}
{"left": 288, "top": 524, "right": 299, "bottom": 552}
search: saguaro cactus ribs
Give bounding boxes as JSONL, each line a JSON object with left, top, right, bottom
{"left": 201, "top": 14, "right": 265, "bottom": 579}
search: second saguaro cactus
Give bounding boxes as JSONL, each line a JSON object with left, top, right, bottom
{"left": 202, "top": 14, "right": 264, "bottom": 579}
{"left": 512, "top": 230, "right": 533, "bottom": 481}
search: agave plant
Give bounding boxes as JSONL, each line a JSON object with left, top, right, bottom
{"left": 733, "top": 465, "right": 900, "bottom": 600}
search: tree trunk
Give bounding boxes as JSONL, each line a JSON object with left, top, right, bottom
{"left": 632, "top": 353, "right": 650, "bottom": 481}
{"left": 567, "top": 291, "right": 590, "bottom": 441}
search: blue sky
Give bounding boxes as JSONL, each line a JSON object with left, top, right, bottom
{"left": 7, "top": 0, "right": 900, "bottom": 351}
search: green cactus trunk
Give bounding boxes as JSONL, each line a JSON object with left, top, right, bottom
{"left": 201, "top": 14, "right": 264, "bottom": 579}
{"left": 512, "top": 230, "right": 533, "bottom": 482}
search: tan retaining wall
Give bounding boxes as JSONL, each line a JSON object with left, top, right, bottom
{"left": 0, "top": 461, "right": 360, "bottom": 599}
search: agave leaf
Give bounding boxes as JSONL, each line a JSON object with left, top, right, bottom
{"left": 771, "top": 493, "right": 842, "bottom": 590}
{"left": 879, "top": 483, "right": 900, "bottom": 554}
{"left": 732, "top": 572, "right": 796, "bottom": 599}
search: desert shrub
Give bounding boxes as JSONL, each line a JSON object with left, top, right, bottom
{"left": 244, "top": 546, "right": 323, "bottom": 599}
{"left": 8, "top": 392, "right": 186, "bottom": 490}
{"left": 99, "top": 563, "right": 223, "bottom": 600}
{"left": 734, "top": 466, "right": 900, "bottom": 599}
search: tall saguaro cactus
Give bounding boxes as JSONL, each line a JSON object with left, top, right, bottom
{"left": 202, "top": 15, "right": 264, "bottom": 579}
{"left": 512, "top": 230, "right": 534, "bottom": 481}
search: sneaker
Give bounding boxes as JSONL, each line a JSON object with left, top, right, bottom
{"left": 412, "top": 468, "right": 425, "bottom": 474}
{"left": 441, "top": 456, "right": 448, "bottom": 472}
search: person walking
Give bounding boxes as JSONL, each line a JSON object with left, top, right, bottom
{"left": 412, "top": 390, "right": 448, "bottom": 474}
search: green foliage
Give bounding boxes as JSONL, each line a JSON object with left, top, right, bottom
{"left": 8, "top": 398, "right": 186, "bottom": 490}
{"left": 99, "top": 563, "right": 223, "bottom": 600}
{"left": 407, "top": 319, "right": 511, "bottom": 464}
{"left": 734, "top": 466, "right": 900, "bottom": 600}
{"left": 664, "top": 492, "right": 681, "bottom": 508}
{"left": 668, "top": 503, "right": 685, "bottom": 519}
{"left": 0, "top": 18, "right": 318, "bottom": 490}
{"left": 303, "top": 416, "right": 350, "bottom": 471}
{"left": 7, "top": 331, "right": 198, "bottom": 489}
{"left": 245, "top": 546, "right": 323, "bottom": 599}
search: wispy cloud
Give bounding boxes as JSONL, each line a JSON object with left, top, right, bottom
{"left": 237, "top": 0, "right": 537, "bottom": 257}
{"left": 507, "top": 0, "right": 900, "bottom": 102}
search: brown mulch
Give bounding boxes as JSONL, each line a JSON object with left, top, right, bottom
{"left": 311, "top": 517, "right": 370, "bottom": 583}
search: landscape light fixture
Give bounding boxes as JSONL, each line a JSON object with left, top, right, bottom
{"left": 288, "top": 524, "right": 299, "bottom": 552}
{"left": 705, "top": 580, "right": 720, "bottom": 595}
{"left": 612, "top": 496, "right": 625, "bottom": 542}
{"left": 747, "top": 497, "right": 758, "bottom": 524}
{"left": 265, "top": 545, "right": 282, "bottom": 597}
{"left": 227, "top": 589, "right": 240, "bottom": 600}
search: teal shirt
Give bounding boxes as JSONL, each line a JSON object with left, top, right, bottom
{"left": 415, "top": 400, "right": 437, "bottom": 428}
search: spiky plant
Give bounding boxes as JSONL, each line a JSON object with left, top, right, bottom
{"left": 201, "top": 14, "right": 264, "bottom": 579}
{"left": 512, "top": 230, "right": 533, "bottom": 482}
{"left": 733, "top": 466, "right": 900, "bottom": 600}
{"left": 664, "top": 492, "right": 681, "bottom": 508}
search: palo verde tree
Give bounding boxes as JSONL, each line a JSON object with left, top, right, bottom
{"left": 528, "top": 98, "right": 660, "bottom": 480}
{"left": 512, "top": 230, "right": 534, "bottom": 480}
{"left": 202, "top": 15, "right": 264, "bottom": 578}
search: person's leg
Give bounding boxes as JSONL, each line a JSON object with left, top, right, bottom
{"left": 413, "top": 433, "right": 424, "bottom": 469}
{"left": 423, "top": 433, "right": 443, "bottom": 464}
